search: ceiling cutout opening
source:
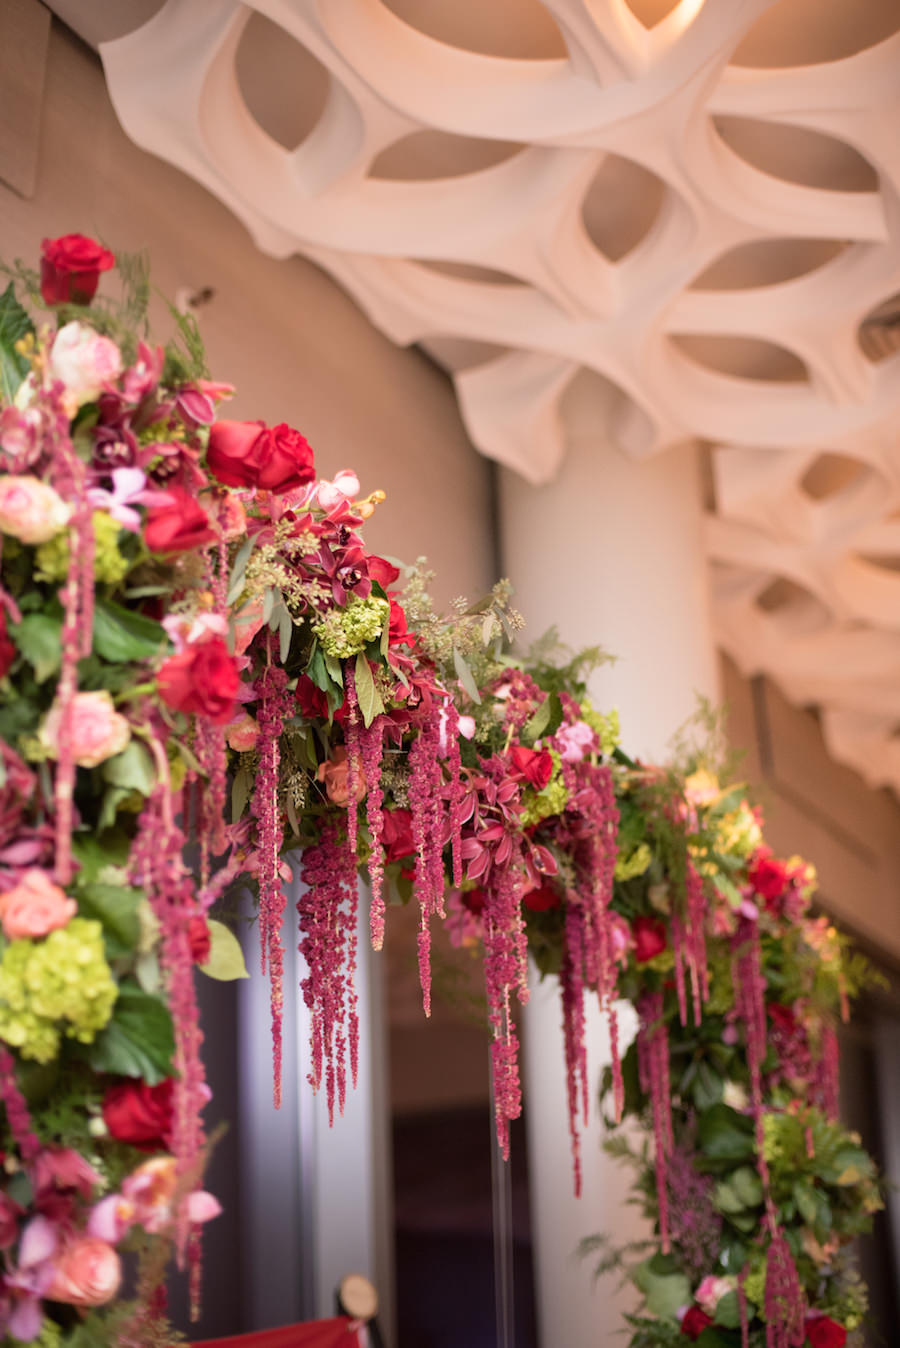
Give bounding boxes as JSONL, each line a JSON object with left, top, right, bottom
{"left": 732, "top": 0, "right": 899, "bottom": 68}
{"left": 581, "top": 155, "right": 666, "bottom": 261}
{"left": 235, "top": 12, "right": 330, "bottom": 151}
{"left": 380, "top": 0, "right": 568, "bottom": 58}
{"left": 623, "top": 0, "right": 682, "bottom": 27}
{"left": 414, "top": 260, "right": 527, "bottom": 286}
{"left": 690, "top": 238, "right": 849, "bottom": 291}
{"left": 669, "top": 334, "right": 809, "bottom": 383}
{"left": 755, "top": 576, "right": 831, "bottom": 634}
{"left": 858, "top": 293, "right": 900, "bottom": 363}
{"left": 800, "top": 452, "right": 869, "bottom": 501}
{"left": 712, "top": 117, "right": 878, "bottom": 193}
{"left": 420, "top": 338, "right": 512, "bottom": 373}
{"left": 369, "top": 130, "right": 524, "bottom": 180}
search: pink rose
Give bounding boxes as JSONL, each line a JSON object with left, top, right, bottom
{"left": 694, "top": 1275, "right": 733, "bottom": 1316}
{"left": 226, "top": 714, "right": 259, "bottom": 752}
{"left": 556, "top": 720, "right": 597, "bottom": 762}
{"left": 0, "top": 476, "right": 71, "bottom": 544}
{"left": 48, "top": 321, "right": 122, "bottom": 414}
{"left": 40, "top": 691, "right": 131, "bottom": 768}
{"left": 0, "top": 870, "right": 76, "bottom": 940}
{"left": 47, "top": 1235, "right": 121, "bottom": 1307}
{"left": 317, "top": 747, "right": 367, "bottom": 807}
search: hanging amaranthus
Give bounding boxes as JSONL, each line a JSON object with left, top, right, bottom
{"left": 408, "top": 705, "right": 447, "bottom": 1015}
{"left": 360, "top": 713, "right": 387, "bottom": 950}
{"left": 637, "top": 989, "right": 673, "bottom": 1252}
{"left": 483, "top": 859, "right": 528, "bottom": 1159}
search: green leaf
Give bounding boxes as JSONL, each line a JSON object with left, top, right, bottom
{"left": 696, "top": 1329, "right": 741, "bottom": 1348}
{"left": 452, "top": 645, "right": 482, "bottom": 705}
{"left": 697, "top": 1103, "right": 755, "bottom": 1160}
{"left": 355, "top": 652, "right": 385, "bottom": 728}
{"left": 72, "top": 830, "right": 131, "bottom": 882}
{"left": 279, "top": 604, "right": 293, "bottom": 663}
{"left": 11, "top": 612, "right": 63, "bottom": 682}
{"left": 730, "top": 1165, "right": 764, "bottom": 1207}
{"left": 199, "top": 920, "right": 249, "bottom": 981}
{"left": 87, "top": 982, "right": 175, "bottom": 1082}
{"left": 0, "top": 282, "right": 33, "bottom": 402}
{"left": 231, "top": 765, "right": 252, "bottom": 823}
{"left": 226, "top": 534, "right": 256, "bottom": 606}
{"left": 713, "top": 1292, "right": 741, "bottom": 1330}
{"left": 93, "top": 598, "right": 166, "bottom": 663}
{"left": 793, "top": 1180, "right": 818, "bottom": 1226}
{"left": 101, "top": 740, "right": 157, "bottom": 796}
{"left": 632, "top": 1256, "right": 691, "bottom": 1322}
{"left": 324, "top": 651, "right": 344, "bottom": 688}
{"left": 75, "top": 881, "right": 142, "bottom": 958}
{"left": 691, "top": 1060, "right": 724, "bottom": 1112}
{"left": 522, "top": 692, "right": 563, "bottom": 745}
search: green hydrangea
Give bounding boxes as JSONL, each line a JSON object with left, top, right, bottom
{"left": 614, "top": 842, "right": 652, "bottom": 881}
{"left": 742, "top": 1262, "right": 766, "bottom": 1310}
{"left": 0, "top": 919, "right": 118, "bottom": 1063}
{"left": 35, "top": 511, "right": 129, "bottom": 586}
{"left": 34, "top": 1317, "right": 62, "bottom": 1348}
{"left": 520, "top": 762, "right": 569, "bottom": 828}
{"left": 313, "top": 596, "right": 389, "bottom": 658}
{"left": 582, "top": 702, "right": 620, "bottom": 756}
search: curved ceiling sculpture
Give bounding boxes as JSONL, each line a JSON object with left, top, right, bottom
{"left": 97, "top": 0, "right": 900, "bottom": 793}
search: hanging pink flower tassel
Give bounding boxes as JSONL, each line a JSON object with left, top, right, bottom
{"left": 637, "top": 989, "right": 673, "bottom": 1252}
{"left": 343, "top": 663, "right": 361, "bottom": 863}
{"left": 738, "top": 1266, "right": 750, "bottom": 1348}
{"left": 408, "top": 706, "right": 446, "bottom": 1015}
{"left": 0, "top": 1045, "right": 40, "bottom": 1164}
{"left": 444, "top": 702, "right": 465, "bottom": 889}
{"left": 731, "top": 916, "right": 770, "bottom": 1187}
{"left": 685, "top": 857, "right": 709, "bottom": 1020}
{"left": 251, "top": 664, "right": 291, "bottom": 1108}
{"left": 560, "top": 895, "right": 588, "bottom": 1196}
{"left": 484, "top": 863, "right": 527, "bottom": 1159}
{"left": 764, "top": 1225, "right": 806, "bottom": 1348}
{"left": 817, "top": 1022, "right": 840, "bottom": 1122}
{"left": 360, "top": 714, "right": 387, "bottom": 949}
{"left": 298, "top": 819, "right": 359, "bottom": 1123}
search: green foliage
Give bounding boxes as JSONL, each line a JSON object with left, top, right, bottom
{"left": 0, "top": 281, "right": 33, "bottom": 400}
{"left": 92, "top": 598, "right": 167, "bottom": 663}
{"left": 86, "top": 981, "right": 175, "bottom": 1082}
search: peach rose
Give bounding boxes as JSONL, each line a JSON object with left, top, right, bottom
{"left": 0, "top": 476, "right": 71, "bottom": 545}
{"left": 226, "top": 714, "right": 259, "bottom": 752}
{"left": 47, "top": 321, "right": 123, "bottom": 415}
{"left": 317, "top": 747, "right": 367, "bottom": 807}
{"left": 47, "top": 1235, "right": 122, "bottom": 1307}
{"left": 40, "top": 691, "right": 131, "bottom": 768}
{"left": 0, "top": 869, "right": 77, "bottom": 940}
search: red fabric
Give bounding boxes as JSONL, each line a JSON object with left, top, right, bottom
{"left": 194, "top": 1318, "right": 362, "bottom": 1348}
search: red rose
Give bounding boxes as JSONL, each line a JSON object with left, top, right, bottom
{"left": 368, "top": 555, "right": 400, "bottom": 589}
{"left": 509, "top": 745, "right": 554, "bottom": 791}
{"left": 144, "top": 487, "right": 217, "bottom": 554}
{"left": 522, "top": 882, "right": 562, "bottom": 912}
{"left": 296, "top": 674, "right": 330, "bottom": 719}
{"left": 188, "top": 915, "right": 211, "bottom": 964}
{"left": 381, "top": 808, "right": 414, "bottom": 864}
{"left": 388, "top": 599, "right": 414, "bottom": 648}
{"left": 805, "top": 1315, "right": 847, "bottom": 1348}
{"left": 768, "top": 1003, "right": 796, "bottom": 1034}
{"left": 102, "top": 1079, "right": 174, "bottom": 1152}
{"left": 462, "top": 886, "right": 486, "bottom": 916}
{"left": 207, "top": 419, "right": 315, "bottom": 493}
{"left": 748, "top": 854, "right": 789, "bottom": 903}
{"left": 157, "top": 638, "right": 241, "bottom": 724}
{"left": 0, "top": 611, "right": 15, "bottom": 679}
{"left": 40, "top": 234, "right": 115, "bottom": 305}
{"left": 632, "top": 915, "right": 667, "bottom": 963}
{"left": 680, "top": 1306, "right": 713, "bottom": 1340}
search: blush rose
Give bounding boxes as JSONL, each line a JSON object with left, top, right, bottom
{"left": 0, "top": 869, "right": 77, "bottom": 941}
{"left": 40, "top": 690, "right": 132, "bottom": 768}
{"left": 317, "top": 747, "right": 367, "bottom": 807}
{"left": 157, "top": 638, "right": 241, "bottom": 725}
{"left": 40, "top": 234, "right": 115, "bottom": 305}
{"left": 0, "top": 476, "right": 71, "bottom": 545}
{"left": 47, "top": 1235, "right": 122, "bottom": 1307}
{"left": 207, "top": 419, "right": 315, "bottom": 493}
{"left": 47, "top": 322, "right": 122, "bottom": 414}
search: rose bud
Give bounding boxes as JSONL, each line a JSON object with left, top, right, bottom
{"left": 40, "top": 233, "right": 115, "bottom": 305}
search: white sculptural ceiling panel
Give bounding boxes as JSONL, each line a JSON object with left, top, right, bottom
{"left": 98, "top": 0, "right": 900, "bottom": 793}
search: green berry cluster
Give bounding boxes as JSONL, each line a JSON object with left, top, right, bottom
{"left": 313, "top": 596, "right": 390, "bottom": 658}
{"left": 35, "top": 511, "right": 129, "bottom": 586}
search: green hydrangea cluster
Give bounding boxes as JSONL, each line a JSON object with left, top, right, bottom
{"left": 35, "top": 511, "right": 129, "bottom": 586}
{"left": 742, "top": 1260, "right": 766, "bottom": 1311}
{"left": 313, "top": 596, "right": 389, "bottom": 658}
{"left": 614, "top": 842, "right": 652, "bottom": 882}
{"left": 520, "top": 774, "right": 569, "bottom": 828}
{"left": 582, "top": 702, "right": 620, "bottom": 756}
{"left": 0, "top": 918, "right": 118, "bottom": 1063}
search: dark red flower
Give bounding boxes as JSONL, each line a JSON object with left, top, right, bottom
{"left": 748, "top": 853, "right": 789, "bottom": 903}
{"left": 144, "top": 487, "right": 217, "bottom": 554}
{"left": 632, "top": 915, "right": 667, "bottom": 964}
{"left": 368, "top": 555, "right": 400, "bottom": 589}
{"left": 188, "top": 915, "right": 211, "bottom": 964}
{"left": 462, "top": 886, "right": 486, "bottom": 916}
{"left": 768, "top": 1003, "right": 797, "bottom": 1034}
{"left": 157, "top": 638, "right": 241, "bottom": 725}
{"left": 388, "top": 599, "right": 414, "bottom": 648}
{"left": 102, "top": 1079, "right": 174, "bottom": 1152}
{"left": 207, "top": 419, "right": 315, "bottom": 493}
{"left": 680, "top": 1306, "right": 713, "bottom": 1340}
{"left": 0, "top": 610, "right": 15, "bottom": 679}
{"left": 296, "top": 674, "right": 330, "bottom": 720}
{"left": 522, "top": 882, "right": 562, "bottom": 912}
{"left": 381, "top": 809, "right": 414, "bottom": 864}
{"left": 40, "top": 234, "right": 115, "bottom": 305}
{"left": 0, "top": 1192, "right": 22, "bottom": 1249}
{"left": 805, "top": 1315, "right": 847, "bottom": 1348}
{"left": 508, "top": 745, "right": 554, "bottom": 791}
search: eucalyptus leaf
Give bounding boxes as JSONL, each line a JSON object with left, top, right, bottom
{"left": 279, "top": 604, "right": 293, "bottom": 663}
{"left": 199, "top": 920, "right": 250, "bottom": 981}
{"left": 355, "top": 652, "right": 385, "bottom": 728}
{"left": 226, "top": 533, "right": 256, "bottom": 605}
{"left": 231, "top": 765, "right": 252, "bottom": 823}
{"left": 324, "top": 651, "right": 344, "bottom": 689}
{"left": 452, "top": 645, "right": 482, "bottom": 705}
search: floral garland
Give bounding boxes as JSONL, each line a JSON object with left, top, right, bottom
{"left": 0, "top": 237, "right": 881, "bottom": 1348}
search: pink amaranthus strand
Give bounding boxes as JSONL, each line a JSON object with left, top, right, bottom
{"left": 764, "top": 1225, "right": 806, "bottom": 1348}
{"left": 637, "top": 989, "right": 673, "bottom": 1253}
{"left": 360, "top": 714, "right": 387, "bottom": 950}
{"left": 444, "top": 702, "right": 465, "bottom": 889}
{"left": 0, "top": 1045, "right": 40, "bottom": 1164}
{"left": 684, "top": 855, "right": 709, "bottom": 1020}
{"left": 408, "top": 705, "right": 447, "bottom": 1016}
{"left": 483, "top": 860, "right": 528, "bottom": 1159}
{"left": 251, "top": 664, "right": 291, "bottom": 1108}
{"left": 48, "top": 391, "right": 94, "bottom": 886}
{"left": 816, "top": 1021, "right": 841, "bottom": 1122}
{"left": 129, "top": 768, "right": 207, "bottom": 1279}
{"left": 731, "top": 916, "right": 771, "bottom": 1188}
{"left": 298, "top": 818, "right": 360, "bottom": 1123}
{"left": 560, "top": 894, "right": 589, "bottom": 1196}
{"left": 343, "top": 662, "right": 361, "bottom": 862}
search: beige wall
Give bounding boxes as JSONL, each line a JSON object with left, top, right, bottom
{"left": 0, "top": 18, "right": 494, "bottom": 610}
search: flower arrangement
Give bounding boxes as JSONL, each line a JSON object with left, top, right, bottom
{"left": 0, "top": 236, "right": 882, "bottom": 1348}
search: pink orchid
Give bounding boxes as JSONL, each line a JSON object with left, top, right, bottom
{"left": 87, "top": 466, "right": 166, "bottom": 531}
{"left": 162, "top": 612, "right": 228, "bottom": 652}
{"left": 314, "top": 470, "right": 360, "bottom": 511}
